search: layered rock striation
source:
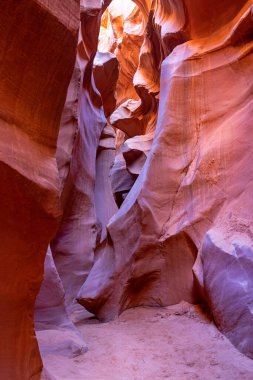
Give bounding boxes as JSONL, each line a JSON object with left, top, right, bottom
{"left": 1, "top": 1, "right": 253, "bottom": 378}
{"left": 78, "top": 0, "right": 253, "bottom": 359}
{"left": 0, "top": 1, "right": 79, "bottom": 379}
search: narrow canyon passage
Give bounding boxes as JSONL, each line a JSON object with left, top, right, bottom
{"left": 0, "top": 0, "right": 253, "bottom": 379}
{"left": 41, "top": 303, "right": 253, "bottom": 380}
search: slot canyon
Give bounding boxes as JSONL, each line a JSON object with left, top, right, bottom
{"left": 0, "top": 0, "right": 253, "bottom": 379}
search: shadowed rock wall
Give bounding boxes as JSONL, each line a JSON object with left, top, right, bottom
{"left": 0, "top": 1, "right": 79, "bottom": 378}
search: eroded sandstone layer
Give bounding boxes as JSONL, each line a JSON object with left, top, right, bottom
{"left": 1, "top": 0, "right": 253, "bottom": 378}
{"left": 0, "top": 1, "right": 79, "bottom": 378}
{"left": 77, "top": 0, "right": 253, "bottom": 358}
{"left": 50, "top": 0, "right": 114, "bottom": 318}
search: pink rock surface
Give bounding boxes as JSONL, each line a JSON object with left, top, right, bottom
{"left": 78, "top": 0, "right": 253, "bottom": 358}
{"left": 1, "top": 0, "right": 253, "bottom": 377}
{"left": 41, "top": 303, "right": 253, "bottom": 380}
{"left": 51, "top": 0, "right": 113, "bottom": 316}
{"left": 35, "top": 249, "right": 87, "bottom": 360}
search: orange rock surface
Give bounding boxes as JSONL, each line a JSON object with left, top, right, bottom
{"left": 0, "top": 1, "right": 79, "bottom": 378}
{"left": 1, "top": 0, "right": 253, "bottom": 378}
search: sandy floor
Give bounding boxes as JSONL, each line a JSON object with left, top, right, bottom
{"left": 41, "top": 302, "right": 253, "bottom": 379}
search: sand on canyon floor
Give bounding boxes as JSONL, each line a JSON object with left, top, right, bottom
{"left": 41, "top": 302, "right": 253, "bottom": 380}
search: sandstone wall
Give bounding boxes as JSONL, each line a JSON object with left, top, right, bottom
{"left": 0, "top": 1, "right": 79, "bottom": 378}
{"left": 78, "top": 0, "right": 253, "bottom": 358}
{"left": 1, "top": 1, "right": 253, "bottom": 377}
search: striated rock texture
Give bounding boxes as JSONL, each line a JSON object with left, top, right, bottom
{"left": 77, "top": 0, "right": 253, "bottom": 359}
{"left": 1, "top": 0, "right": 253, "bottom": 377}
{"left": 0, "top": 1, "right": 79, "bottom": 379}
{"left": 50, "top": 0, "right": 115, "bottom": 317}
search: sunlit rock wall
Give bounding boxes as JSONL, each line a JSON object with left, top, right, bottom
{"left": 78, "top": 0, "right": 253, "bottom": 359}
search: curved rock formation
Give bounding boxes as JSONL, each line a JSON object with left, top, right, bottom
{"left": 51, "top": 0, "right": 113, "bottom": 316}
{"left": 0, "top": 1, "right": 79, "bottom": 379}
{"left": 1, "top": 0, "right": 253, "bottom": 377}
{"left": 78, "top": 0, "right": 253, "bottom": 359}
{"left": 35, "top": 248, "right": 87, "bottom": 361}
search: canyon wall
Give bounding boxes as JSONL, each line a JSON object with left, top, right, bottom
{"left": 50, "top": 0, "right": 114, "bottom": 319}
{"left": 1, "top": 0, "right": 253, "bottom": 378}
{"left": 0, "top": 1, "right": 79, "bottom": 378}
{"left": 77, "top": 0, "right": 253, "bottom": 358}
